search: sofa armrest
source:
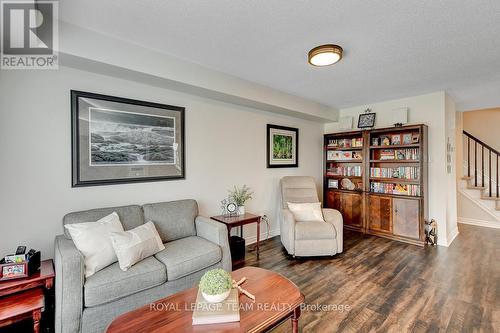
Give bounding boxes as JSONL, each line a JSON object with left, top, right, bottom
{"left": 322, "top": 208, "right": 343, "bottom": 253}
{"left": 195, "top": 216, "right": 232, "bottom": 271}
{"left": 54, "top": 235, "right": 84, "bottom": 333}
{"left": 280, "top": 209, "right": 297, "bottom": 255}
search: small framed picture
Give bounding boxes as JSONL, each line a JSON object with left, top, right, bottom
{"left": 1, "top": 263, "right": 27, "bottom": 280}
{"left": 391, "top": 134, "right": 401, "bottom": 145}
{"left": 402, "top": 133, "right": 412, "bottom": 145}
{"left": 372, "top": 137, "right": 379, "bottom": 146}
{"left": 267, "top": 124, "right": 299, "bottom": 168}
{"left": 380, "top": 136, "right": 391, "bottom": 146}
{"left": 412, "top": 133, "right": 420, "bottom": 144}
{"left": 328, "top": 179, "right": 339, "bottom": 189}
{"left": 357, "top": 113, "right": 376, "bottom": 129}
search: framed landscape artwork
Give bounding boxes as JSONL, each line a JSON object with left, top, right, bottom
{"left": 71, "top": 90, "right": 185, "bottom": 187}
{"left": 267, "top": 124, "right": 298, "bottom": 168}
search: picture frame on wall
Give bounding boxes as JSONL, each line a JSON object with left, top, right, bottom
{"left": 267, "top": 124, "right": 298, "bottom": 168}
{"left": 71, "top": 90, "right": 185, "bottom": 187}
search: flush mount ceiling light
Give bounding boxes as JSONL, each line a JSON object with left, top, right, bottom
{"left": 308, "top": 44, "right": 343, "bottom": 67}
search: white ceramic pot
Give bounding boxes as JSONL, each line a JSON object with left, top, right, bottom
{"left": 238, "top": 206, "right": 245, "bottom": 215}
{"left": 202, "top": 289, "right": 231, "bottom": 303}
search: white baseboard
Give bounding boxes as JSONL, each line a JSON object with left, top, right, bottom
{"left": 244, "top": 229, "right": 280, "bottom": 245}
{"left": 458, "top": 217, "right": 500, "bottom": 229}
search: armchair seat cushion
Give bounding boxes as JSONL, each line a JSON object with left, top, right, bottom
{"left": 154, "top": 236, "right": 222, "bottom": 281}
{"left": 84, "top": 256, "right": 166, "bottom": 307}
{"left": 295, "top": 221, "right": 336, "bottom": 240}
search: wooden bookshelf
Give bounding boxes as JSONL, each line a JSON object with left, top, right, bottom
{"left": 324, "top": 124, "right": 428, "bottom": 246}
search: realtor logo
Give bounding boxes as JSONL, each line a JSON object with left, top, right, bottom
{"left": 1, "top": 0, "right": 58, "bottom": 69}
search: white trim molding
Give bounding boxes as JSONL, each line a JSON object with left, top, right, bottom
{"left": 458, "top": 217, "right": 500, "bottom": 229}
{"left": 437, "top": 227, "right": 459, "bottom": 247}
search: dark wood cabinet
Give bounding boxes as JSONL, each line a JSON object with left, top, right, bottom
{"left": 393, "top": 198, "right": 420, "bottom": 240}
{"left": 367, "top": 195, "right": 392, "bottom": 234}
{"left": 326, "top": 191, "right": 363, "bottom": 230}
{"left": 324, "top": 124, "right": 428, "bottom": 246}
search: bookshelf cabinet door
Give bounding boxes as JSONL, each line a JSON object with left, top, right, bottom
{"left": 341, "top": 193, "right": 363, "bottom": 228}
{"left": 326, "top": 190, "right": 342, "bottom": 210}
{"left": 393, "top": 198, "right": 420, "bottom": 239}
{"left": 368, "top": 195, "right": 392, "bottom": 233}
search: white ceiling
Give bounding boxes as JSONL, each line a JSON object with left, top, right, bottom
{"left": 60, "top": 0, "right": 500, "bottom": 111}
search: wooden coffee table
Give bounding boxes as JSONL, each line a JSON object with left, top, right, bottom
{"left": 106, "top": 267, "right": 304, "bottom": 333}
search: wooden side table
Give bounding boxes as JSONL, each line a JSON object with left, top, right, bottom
{"left": 211, "top": 213, "right": 261, "bottom": 264}
{"left": 0, "top": 288, "right": 44, "bottom": 333}
{"left": 0, "top": 260, "right": 55, "bottom": 332}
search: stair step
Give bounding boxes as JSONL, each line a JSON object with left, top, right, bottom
{"left": 467, "top": 186, "right": 487, "bottom": 190}
{"left": 461, "top": 176, "right": 473, "bottom": 180}
{"left": 481, "top": 196, "right": 500, "bottom": 201}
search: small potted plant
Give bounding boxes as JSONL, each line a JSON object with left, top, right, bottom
{"left": 228, "top": 185, "right": 253, "bottom": 215}
{"left": 199, "top": 269, "right": 232, "bottom": 303}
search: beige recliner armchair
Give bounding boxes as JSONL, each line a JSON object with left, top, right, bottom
{"left": 280, "top": 176, "right": 343, "bottom": 256}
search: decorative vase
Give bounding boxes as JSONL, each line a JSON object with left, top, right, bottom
{"left": 238, "top": 206, "right": 245, "bottom": 215}
{"left": 202, "top": 289, "right": 231, "bottom": 303}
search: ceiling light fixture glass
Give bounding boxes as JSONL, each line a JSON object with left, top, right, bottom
{"left": 308, "top": 44, "right": 343, "bottom": 66}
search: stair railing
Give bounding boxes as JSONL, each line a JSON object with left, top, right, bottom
{"left": 463, "top": 130, "right": 499, "bottom": 198}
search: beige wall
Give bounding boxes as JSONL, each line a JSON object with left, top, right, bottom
{"left": 325, "top": 92, "right": 458, "bottom": 246}
{"left": 463, "top": 108, "right": 500, "bottom": 151}
{"left": 0, "top": 66, "right": 324, "bottom": 259}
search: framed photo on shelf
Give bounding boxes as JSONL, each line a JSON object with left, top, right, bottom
{"left": 402, "top": 133, "right": 412, "bottom": 145}
{"left": 328, "top": 179, "right": 339, "bottom": 189}
{"left": 267, "top": 124, "right": 298, "bottom": 168}
{"left": 380, "top": 135, "right": 391, "bottom": 146}
{"left": 357, "top": 112, "right": 376, "bottom": 129}
{"left": 372, "top": 137, "right": 379, "bottom": 146}
{"left": 412, "top": 133, "right": 420, "bottom": 144}
{"left": 71, "top": 90, "right": 185, "bottom": 187}
{"left": 391, "top": 134, "right": 401, "bottom": 145}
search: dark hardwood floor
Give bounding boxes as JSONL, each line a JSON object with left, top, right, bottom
{"left": 241, "top": 224, "right": 499, "bottom": 333}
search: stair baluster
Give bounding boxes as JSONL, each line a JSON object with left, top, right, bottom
{"left": 463, "top": 130, "right": 500, "bottom": 199}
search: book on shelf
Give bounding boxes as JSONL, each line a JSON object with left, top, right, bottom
{"left": 370, "top": 182, "right": 420, "bottom": 196}
{"left": 192, "top": 288, "right": 240, "bottom": 325}
{"left": 327, "top": 137, "right": 363, "bottom": 148}
{"left": 327, "top": 165, "right": 362, "bottom": 177}
{"left": 376, "top": 148, "right": 419, "bottom": 161}
{"left": 327, "top": 150, "right": 362, "bottom": 161}
{"left": 370, "top": 166, "right": 419, "bottom": 180}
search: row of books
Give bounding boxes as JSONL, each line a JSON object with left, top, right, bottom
{"left": 327, "top": 166, "right": 362, "bottom": 177}
{"left": 327, "top": 150, "right": 362, "bottom": 161}
{"left": 378, "top": 148, "right": 419, "bottom": 160}
{"left": 370, "top": 182, "right": 421, "bottom": 196}
{"left": 327, "top": 137, "right": 363, "bottom": 148}
{"left": 370, "top": 167, "right": 419, "bottom": 180}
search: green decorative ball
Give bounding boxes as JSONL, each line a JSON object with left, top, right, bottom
{"left": 199, "top": 269, "right": 232, "bottom": 295}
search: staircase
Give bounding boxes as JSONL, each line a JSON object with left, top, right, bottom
{"left": 459, "top": 131, "right": 500, "bottom": 222}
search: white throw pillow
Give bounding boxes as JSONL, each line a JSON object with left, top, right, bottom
{"left": 287, "top": 202, "right": 324, "bottom": 222}
{"left": 64, "top": 212, "right": 124, "bottom": 278}
{"left": 109, "top": 221, "right": 165, "bottom": 271}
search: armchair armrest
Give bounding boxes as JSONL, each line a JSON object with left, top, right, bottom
{"left": 280, "top": 209, "right": 297, "bottom": 255}
{"left": 54, "top": 235, "right": 84, "bottom": 333}
{"left": 195, "top": 216, "right": 232, "bottom": 271}
{"left": 322, "top": 208, "right": 343, "bottom": 253}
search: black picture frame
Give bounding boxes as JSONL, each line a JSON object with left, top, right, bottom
{"left": 266, "top": 124, "right": 299, "bottom": 168}
{"left": 357, "top": 113, "right": 376, "bottom": 128}
{"left": 71, "top": 90, "right": 185, "bottom": 187}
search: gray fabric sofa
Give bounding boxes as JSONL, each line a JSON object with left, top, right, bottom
{"left": 54, "top": 199, "right": 231, "bottom": 333}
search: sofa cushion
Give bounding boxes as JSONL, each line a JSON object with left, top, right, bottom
{"left": 154, "top": 236, "right": 222, "bottom": 281}
{"left": 84, "top": 256, "right": 166, "bottom": 307}
{"left": 295, "top": 221, "right": 336, "bottom": 240}
{"left": 143, "top": 200, "right": 198, "bottom": 242}
{"left": 63, "top": 205, "right": 144, "bottom": 239}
